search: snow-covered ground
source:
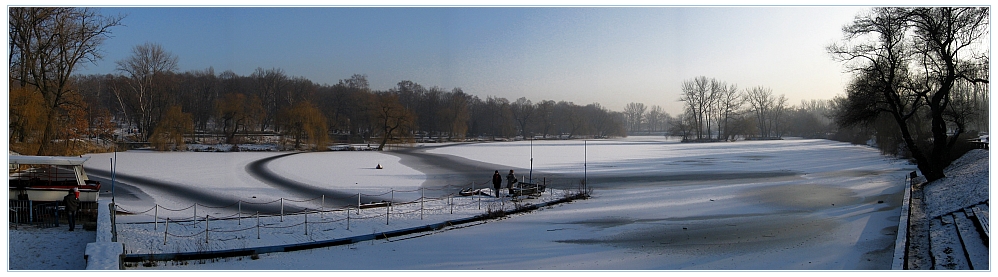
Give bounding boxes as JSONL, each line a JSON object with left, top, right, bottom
{"left": 7, "top": 226, "right": 95, "bottom": 270}
{"left": 911, "top": 148, "right": 990, "bottom": 270}
{"left": 8, "top": 137, "right": 927, "bottom": 271}
{"left": 921, "top": 149, "right": 989, "bottom": 218}
{"left": 81, "top": 150, "right": 427, "bottom": 210}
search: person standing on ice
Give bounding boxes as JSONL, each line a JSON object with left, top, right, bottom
{"left": 63, "top": 188, "right": 80, "bottom": 231}
{"left": 506, "top": 170, "right": 518, "bottom": 190}
{"left": 492, "top": 170, "right": 502, "bottom": 197}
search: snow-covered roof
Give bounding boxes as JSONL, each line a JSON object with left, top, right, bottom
{"left": 8, "top": 155, "right": 90, "bottom": 166}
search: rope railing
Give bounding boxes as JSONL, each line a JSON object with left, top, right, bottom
{"left": 358, "top": 190, "right": 394, "bottom": 197}
{"left": 118, "top": 194, "right": 478, "bottom": 223}
{"left": 116, "top": 180, "right": 583, "bottom": 251}
{"left": 115, "top": 190, "right": 497, "bottom": 222}
{"left": 392, "top": 187, "right": 424, "bottom": 193}
{"left": 151, "top": 201, "right": 446, "bottom": 245}
{"left": 114, "top": 205, "right": 158, "bottom": 215}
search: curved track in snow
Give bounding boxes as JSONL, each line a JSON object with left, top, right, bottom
{"left": 86, "top": 168, "right": 284, "bottom": 215}
{"left": 244, "top": 152, "right": 387, "bottom": 206}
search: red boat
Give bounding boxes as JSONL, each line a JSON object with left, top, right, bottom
{"left": 9, "top": 155, "right": 100, "bottom": 202}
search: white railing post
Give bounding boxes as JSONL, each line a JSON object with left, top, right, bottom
{"left": 347, "top": 207, "right": 351, "bottom": 230}
{"left": 154, "top": 205, "right": 158, "bottom": 230}
{"left": 193, "top": 204, "right": 197, "bottom": 228}
{"left": 357, "top": 193, "right": 361, "bottom": 215}
{"left": 164, "top": 217, "right": 169, "bottom": 245}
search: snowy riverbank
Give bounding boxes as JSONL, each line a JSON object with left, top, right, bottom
{"left": 8, "top": 137, "right": 939, "bottom": 271}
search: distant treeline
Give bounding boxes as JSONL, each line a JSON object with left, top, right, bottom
{"left": 6, "top": 7, "right": 842, "bottom": 156}
{"left": 10, "top": 37, "right": 849, "bottom": 155}
{"left": 80, "top": 66, "right": 633, "bottom": 149}
{"left": 11, "top": 37, "right": 635, "bottom": 154}
{"left": 13, "top": 7, "right": 985, "bottom": 161}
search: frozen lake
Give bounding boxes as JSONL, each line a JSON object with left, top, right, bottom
{"left": 73, "top": 137, "right": 915, "bottom": 270}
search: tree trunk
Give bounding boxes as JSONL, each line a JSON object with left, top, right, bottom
{"left": 35, "top": 108, "right": 58, "bottom": 156}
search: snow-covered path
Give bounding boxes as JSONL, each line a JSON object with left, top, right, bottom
{"left": 8, "top": 226, "right": 95, "bottom": 270}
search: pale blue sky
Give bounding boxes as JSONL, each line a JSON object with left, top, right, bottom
{"left": 72, "top": 6, "right": 870, "bottom": 113}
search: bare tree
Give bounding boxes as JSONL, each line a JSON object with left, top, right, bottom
{"left": 535, "top": 100, "right": 556, "bottom": 138}
{"left": 558, "top": 102, "right": 587, "bottom": 139}
{"left": 482, "top": 96, "right": 514, "bottom": 139}
{"left": 420, "top": 87, "right": 444, "bottom": 138}
{"left": 786, "top": 99, "right": 835, "bottom": 139}
{"left": 178, "top": 67, "right": 220, "bottom": 133}
{"left": 679, "top": 76, "right": 715, "bottom": 140}
{"left": 828, "top": 7, "right": 989, "bottom": 181}
{"left": 116, "top": 42, "right": 180, "bottom": 140}
{"left": 440, "top": 88, "right": 471, "bottom": 140}
{"left": 9, "top": 7, "right": 123, "bottom": 155}
{"left": 323, "top": 74, "right": 373, "bottom": 141}
{"left": 744, "top": 86, "right": 780, "bottom": 138}
{"left": 772, "top": 94, "right": 789, "bottom": 138}
{"left": 669, "top": 113, "right": 695, "bottom": 141}
{"left": 510, "top": 97, "right": 535, "bottom": 139}
{"left": 715, "top": 83, "right": 743, "bottom": 140}
{"left": 623, "top": 102, "right": 647, "bottom": 134}
{"left": 373, "top": 92, "right": 415, "bottom": 150}
{"left": 646, "top": 105, "right": 665, "bottom": 133}
{"left": 251, "top": 67, "right": 289, "bottom": 132}
{"left": 215, "top": 93, "right": 262, "bottom": 144}
{"left": 586, "top": 103, "right": 624, "bottom": 138}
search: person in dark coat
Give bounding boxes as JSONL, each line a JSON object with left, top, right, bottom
{"left": 63, "top": 188, "right": 80, "bottom": 231}
{"left": 491, "top": 170, "right": 502, "bottom": 198}
{"left": 506, "top": 170, "right": 518, "bottom": 189}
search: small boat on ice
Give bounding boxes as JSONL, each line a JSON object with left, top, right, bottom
{"left": 459, "top": 187, "right": 491, "bottom": 197}
{"left": 508, "top": 182, "right": 545, "bottom": 197}
{"left": 9, "top": 155, "right": 100, "bottom": 202}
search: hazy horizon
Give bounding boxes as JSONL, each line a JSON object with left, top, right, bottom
{"left": 70, "top": 5, "right": 868, "bottom": 114}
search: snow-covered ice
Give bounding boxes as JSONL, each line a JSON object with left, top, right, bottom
{"left": 7, "top": 137, "right": 933, "bottom": 271}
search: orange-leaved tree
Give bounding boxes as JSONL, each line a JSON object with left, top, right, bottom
{"left": 9, "top": 85, "right": 47, "bottom": 154}
{"left": 9, "top": 7, "right": 123, "bottom": 155}
{"left": 279, "top": 102, "right": 329, "bottom": 151}
{"left": 149, "top": 106, "right": 193, "bottom": 151}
